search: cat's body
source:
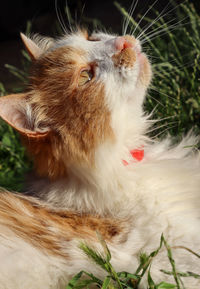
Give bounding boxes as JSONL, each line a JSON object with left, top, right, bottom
{"left": 0, "top": 29, "right": 199, "bottom": 288}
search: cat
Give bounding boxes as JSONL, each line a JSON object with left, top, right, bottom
{"left": 0, "top": 28, "right": 199, "bottom": 289}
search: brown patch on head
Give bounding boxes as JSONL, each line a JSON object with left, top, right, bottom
{"left": 23, "top": 45, "right": 114, "bottom": 179}
{"left": 112, "top": 47, "right": 136, "bottom": 68}
{"left": 0, "top": 192, "right": 125, "bottom": 257}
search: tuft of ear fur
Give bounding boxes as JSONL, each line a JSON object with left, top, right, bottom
{"left": 0, "top": 94, "right": 50, "bottom": 138}
{"left": 20, "top": 33, "right": 53, "bottom": 60}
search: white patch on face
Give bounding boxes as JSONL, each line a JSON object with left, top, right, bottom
{"left": 54, "top": 32, "right": 146, "bottom": 108}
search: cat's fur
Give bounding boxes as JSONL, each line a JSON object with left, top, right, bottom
{"left": 0, "top": 29, "right": 199, "bottom": 289}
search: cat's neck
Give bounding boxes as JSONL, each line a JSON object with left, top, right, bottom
{"left": 28, "top": 133, "right": 149, "bottom": 216}
{"left": 27, "top": 102, "right": 151, "bottom": 215}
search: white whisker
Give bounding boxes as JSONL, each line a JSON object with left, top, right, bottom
{"left": 55, "top": 0, "right": 69, "bottom": 34}
{"left": 147, "top": 121, "right": 177, "bottom": 135}
{"left": 136, "top": 1, "right": 172, "bottom": 40}
{"left": 122, "top": 1, "right": 133, "bottom": 35}
{"left": 132, "top": 0, "right": 160, "bottom": 36}
{"left": 147, "top": 94, "right": 165, "bottom": 107}
{"left": 65, "top": 0, "right": 73, "bottom": 33}
{"left": 137, "top": 0, "right": 188, "bottom": 40}
{"left": 140, "top": 17, "right": 189, "bottom": 44}
{"left": 123, "top": 0, "right": 139, "bottom": 35}
{"left": 138, "top": 16, "right": 176, "bottom": 42}
{"left": 149, "top": 86, "right": 179, "bottom": 103}
{"left": 78, "top": 3, "right": 86, "bottom": 26}
{"left": 151, "top": 123, "right": 178, "bottom": 139}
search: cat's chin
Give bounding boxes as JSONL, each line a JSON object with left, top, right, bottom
{"left": 112, "top": 44, "right": 152, "bottom": 89}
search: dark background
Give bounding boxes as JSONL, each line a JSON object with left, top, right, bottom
{"left": 0, "top": 0, "right": 199, "bottom": 90}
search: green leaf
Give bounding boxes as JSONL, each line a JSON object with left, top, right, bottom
{"left": 83, "top": 271, "right": 103, "bottom": 285}
{"left": 71, "top": 279, "right": 95, "bottom": 289}
{"left": 2, "top": 133, "right": 12, "bottom": 147}
{"left": 117, "top": 271, "right": 139, "bottom": 281}
{"left": 162, "top": 237, "right": 181, "bottom": 289}
{"left": 25, "top": 20, "right": 32, "bottom": 35}
{"left": 66, "top": 270, "right": 104, "bottom": 289}
{"left": 96, "top": 231, "right": 111, "bottom": 263}
{"left": 66, "top": 271, "right": 84, "bottom": 289}
{"left": 79, "top": 242, "right": 107, "bottom": 271}
{"left": 101, "top": 276, "right": 111, "bottom": 289}
{"left": 156, "top": 282, "right": 177, "bottom": 289}
{"left": 148, "top": 269, "right": 156, "bottom": 289}
{"left": 0, "top": 82, "right": 6, "bottom": 96}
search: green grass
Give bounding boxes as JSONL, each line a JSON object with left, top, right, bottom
{"left": 0, "top": 84, "right": 31, "bottom": 191}
{"left": 0, "top": 22, "right": 32, "bottom": 191}
{"left": 115, "top": 0, "right": 200, "bottom": 138}
{"left": 66, "top": 234, "right": 200, "bottom": 289}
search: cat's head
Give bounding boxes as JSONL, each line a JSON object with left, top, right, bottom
{"left": 0, "top": 30, "right": 152, "bottom": 179}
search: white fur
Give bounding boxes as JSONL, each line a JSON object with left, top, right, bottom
{"left": 1, "top": 31, "right": 200, "bottom": 288}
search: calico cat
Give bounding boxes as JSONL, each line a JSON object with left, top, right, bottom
{"left": 0, "top": 29, "right": 199, "bottom": 289}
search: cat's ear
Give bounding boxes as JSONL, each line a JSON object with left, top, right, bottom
{"left": 20, "top": 33, "right": 43, "bottom": 60}
{"left": 20, "top": 33, "right": 53, "bottom": 61}
{"left": 0, "top": 94, "right": 50, "bottom": 138}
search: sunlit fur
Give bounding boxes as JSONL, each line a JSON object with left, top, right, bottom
{"left": 0, "top": 28, "right": 199, "bottom": 289}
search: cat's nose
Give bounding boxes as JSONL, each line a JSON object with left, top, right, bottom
{"left": 114, "top": 37, "right": 133, "bottom": 51}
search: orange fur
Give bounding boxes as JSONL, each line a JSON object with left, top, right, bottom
{"left": 124, "top": 35, "right": 137, "bottom": 46}
{"left": 112, "top": 47, "right": 136, "bottom": 68}
{"left": 140, "top": 57, "right": 152, "bottom": 87}
{"left": 0, "top": 192, "right": 124, "bottom": 257}
{"left": 22, "top": 132, "right": 68, "bottom": 179}
{"left": 23, "top": 46, "right": 114, "bottom": 179}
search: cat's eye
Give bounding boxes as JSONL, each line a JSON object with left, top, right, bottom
{"left": 78, "top": 70, "right": 94, "bottom": 86}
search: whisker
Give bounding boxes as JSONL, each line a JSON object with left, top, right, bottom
{"left": 138, "top": 0, "right": 188, "bottom": 39}
{"left": 65, "top": 0, "right": 74, "bottom": 33}
{"left": 151, "top": 123, "right": 178, "bottom": 139}
{"left": 145, "top": 48, "right": 196, "bottom": 65}
{"left": 149, "top": 86, "right": 179, "bottom": 103}
{"left": 136, "top": 1, "right": 172, "bottom": 40}
{"left": 138, "top": 16, "right": 177, "bottom": 42}
{"left": 147, "top": 94, "right": 165, "bottom": 107}
{"left": 55, "top": 0, "right": 68, "bottom": 34}
{"left": 124, "top": 0, "right": 139, "bottom": 35}
{"left": 147, "top": 120, "right": 177, "bottom": 135}
{"left": 137, "top": 0, "right": 188, "bottom": 40}
{"left": 154, "top": 115, "right": 176, "bottom": 123}
{"left": 153, "top": 58, "right": 196, "bottom": 71}
{"left": 78, "top": 3, "right": 86, "bottom": 26}
{"left": 141, "top": 25, "right": 180, "bottom": 45}
{"left": 122, "top": 0, "right": 134, "bottom": 35}
{"left": 148, "top": 103, "right": 159, "bottom": 117}
{"left": 131, "top": 0, "right": 160, "bottom": 36}
{"left": 140, "top": 17, "right": 189, "bottom": 44}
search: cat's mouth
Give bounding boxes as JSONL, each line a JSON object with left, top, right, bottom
{"left": 111, "top": 36, "right": 151, "bottom": 86}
